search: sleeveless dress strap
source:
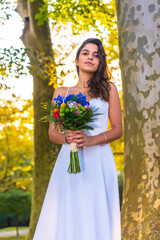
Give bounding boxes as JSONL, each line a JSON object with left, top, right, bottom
{"left": 65, "top": 87, "right": 70, "bottom": 97}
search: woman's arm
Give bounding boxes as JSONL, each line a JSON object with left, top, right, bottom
{"left": 74, "top": 83, "right": 123, "bottom": 147}
{"left": 49, "top": 123, "right": 66, "bottom": 144}
{"left": 93, "top": 82, "right": 122, "bottom": 145}
{"left": 48, "top": 87, "right": 68, "bottom": 144}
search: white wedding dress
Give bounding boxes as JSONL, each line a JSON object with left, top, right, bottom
{"left": 33, "top": 95, "right": 121, "bottom": 240}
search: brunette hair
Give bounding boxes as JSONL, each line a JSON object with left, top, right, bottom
{"left": 76, "top": 38, "right": 111, "bottom": 102}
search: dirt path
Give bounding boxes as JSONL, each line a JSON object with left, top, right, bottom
{"left": 0, "top": 229, "right": 28, "bottom": 237}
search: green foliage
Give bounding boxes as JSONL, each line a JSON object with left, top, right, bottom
{"left": 29, "top": 51, "right": 64, "bottom": 89}
{"left": 0, "top": 189, "right": 31, "bottom": 232}
{"left": 36, "top": 0, "right": 119, "bottom": 62}
{"left": 0, "top": 0, "right": 119, "bottom": 90}
{"left": 0, "top": 95, "right": 33, "bottom": 192}
{"left": 110, "top": 136, "right": 124, "bottom": 172}
{"left": 118, "top": 171, "right": 123, "bottom": 209}
{"left": 36, "top": 0, "right": 116, "bottom": 33}
{"left": 0, "top": 0, "right": 13, "bottom": 24}
{"left": 0, "top": 190, "right": 31, "bottom": 218}
{"left": 0, "top": 47, "right": 30, "bottom": 84}
{"left": 0, "top": 226, "right": 28, "bottom": 232}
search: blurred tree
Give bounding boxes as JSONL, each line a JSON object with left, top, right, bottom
{"left": 116, "top": 1, "right": 160, "bottom": 239}
{"left": 15, "top": 2, "right": 60, "bottom": 239}
{"left": 0, "top": 189, "right": 31, "bottom": 236}
{"left": 0, "top": 96, "right": 33, "bottom": 192}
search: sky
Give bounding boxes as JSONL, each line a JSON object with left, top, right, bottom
{"left": 1, "top": 6, "right": 121, "bottom": 100}
{"left": 0, "top": 10, "right": 33, "bottom": 99}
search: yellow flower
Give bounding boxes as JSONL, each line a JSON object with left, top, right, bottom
{"left": 61, "top": 103, "right": 66, "bottom": 108}
{"left": 54, "top": 83, "right": 58, "bottom": 89}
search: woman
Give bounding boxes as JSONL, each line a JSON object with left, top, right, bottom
{"left": 33, "top": 38, "right": 122, "bottom": 240}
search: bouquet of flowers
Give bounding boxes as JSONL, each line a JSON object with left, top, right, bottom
{"left": 42, "top": 92, "right": 99, "bottom": 174}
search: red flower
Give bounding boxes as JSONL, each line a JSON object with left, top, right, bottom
{"left": 54, "top": 112, "right": 60, "bottom": 118}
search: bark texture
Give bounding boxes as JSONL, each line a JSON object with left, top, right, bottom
{"left": 115, "top": 0, "right": 160, "bottom": 239}
{"left": 16, "top": 1, "right": 61, "bottom": 239}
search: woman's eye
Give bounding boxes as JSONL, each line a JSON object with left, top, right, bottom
{"left": 82, "top": 52, "right": 98, "bottom": 57}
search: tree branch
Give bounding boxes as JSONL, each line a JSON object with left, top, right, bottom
{"left": 15, "top": 0, "right": 28, "bottom": 20}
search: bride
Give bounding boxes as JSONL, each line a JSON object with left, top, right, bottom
{"left": 33, "top": 38, "right": 122, "bottom": 240}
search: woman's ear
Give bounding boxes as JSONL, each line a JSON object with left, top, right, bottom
{"left": 75, "top": 59, "right": 78, "bottom": 66}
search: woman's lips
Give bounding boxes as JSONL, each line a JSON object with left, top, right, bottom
{"left": 85, "top": 62, "right": 93, "bottom": 65}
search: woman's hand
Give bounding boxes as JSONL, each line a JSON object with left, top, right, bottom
{"left": 65, "top": 130, "right": 77, "bottom": 144}
{"left": 65, "top": 130, "right": 93, "bottom": 147}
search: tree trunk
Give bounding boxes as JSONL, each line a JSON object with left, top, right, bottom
{"left": 16, "top": 216, "right": 19, "bottom": 237}
{"left": 16, "top": 1, "right": 61, "bottom": 239}
{"left": 115, "top": 1, "right": 160, "bottom": 239}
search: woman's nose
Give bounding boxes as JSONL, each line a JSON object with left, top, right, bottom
{"left": 88, "top": 54, "right": 93, "bottom": 60}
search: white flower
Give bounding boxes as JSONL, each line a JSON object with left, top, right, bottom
{"left": 68, "top": 101, "right": 77, "bottom": 108}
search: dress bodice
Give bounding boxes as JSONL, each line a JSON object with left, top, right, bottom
{"left": 83, "top": 98, "right": 109, "bottom": 136}
{"left": 64, "top": 87, "right": 109, "bottom": 136}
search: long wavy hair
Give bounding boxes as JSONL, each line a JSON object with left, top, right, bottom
{"left": 76, "top": 38, "right": 111, "bottom": 102}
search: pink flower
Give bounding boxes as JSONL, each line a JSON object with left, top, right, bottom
{"left": 76, "top": 111, "right": 80, "bottom": 114}
{"left": 62, "top": 121, "right": 64, "bottom": 124}
{"left": 85, "top": 104, "right": 89, "bottom": 108}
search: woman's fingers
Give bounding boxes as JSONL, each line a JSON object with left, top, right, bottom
{"left": 66, "top": 130, "right": 77, "bottom": 137}
{"left": 76, "top": 132, "right": 87, "bottom": 146}
{"left": 65, "top": 130, "right": 91, "bottom": 146}
{"left": 65, "top": 130, "right": 79, "bottom": 143}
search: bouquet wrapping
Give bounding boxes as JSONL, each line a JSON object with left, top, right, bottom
{"left": 41, "top": 92, "right": 99, "bottom": 174}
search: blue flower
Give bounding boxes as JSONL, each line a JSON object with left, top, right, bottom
{"left": 56, "top": 92, "right": 90, "bottom": 107}
{"left": 53, "top": 95, "right": 64, "bottom": 106}
{"left": 77, "top": 92, "right": 88, "bottom": 106}
{"left": 77, "top": 92, "right": 83, "bottom": 98}
{"left": 64, "top": 94, "right": 76, "bottom": 103}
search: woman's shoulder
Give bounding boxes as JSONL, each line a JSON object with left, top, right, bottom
{"left": 108, "top": 82, "right": 120, "bottom": 106}
{"left": 53, "top": 86, "right": 69, "bottom": 98}
{"left": 108, "top": 82, "right": 119, "bottom": 96}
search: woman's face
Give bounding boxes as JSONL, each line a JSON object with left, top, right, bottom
{"left": 76, "top": 43, "right": 100, "bottom": 74}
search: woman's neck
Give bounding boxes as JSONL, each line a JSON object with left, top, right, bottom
{"left": 76, "top": 71, "right": 93, "bottom": 89}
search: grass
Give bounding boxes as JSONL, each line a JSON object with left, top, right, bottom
{"left": 0, "top": 236, "right": 26, "bottom": 240}
{"left": 0, "top": 227, "right": 28, "bottom": 232}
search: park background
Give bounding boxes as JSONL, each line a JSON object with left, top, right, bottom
{"left": 0, "top": 0, "right": 159, "bottom": 239}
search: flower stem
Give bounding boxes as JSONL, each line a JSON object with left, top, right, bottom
{"left": 67, "top": 148, "right": 81, "bottom": 174}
